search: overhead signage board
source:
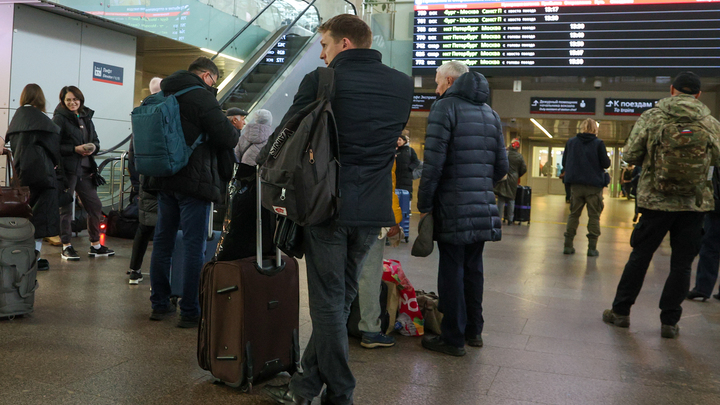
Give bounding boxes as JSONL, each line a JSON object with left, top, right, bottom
{"left": 412, "top": 93, "right": 438, "bottom": 111}
{"left": 530, "top": 97, "right": 595, "bottom": 115}
{"left": 603, "top": 98, "right": 659, "bottom": 116}
{"left": 93, "top": 62, "right": 124, "bottom": 85}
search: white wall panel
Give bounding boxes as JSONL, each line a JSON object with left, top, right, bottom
{"left": 1, "top": 4, "right": 16, "bottom": 139}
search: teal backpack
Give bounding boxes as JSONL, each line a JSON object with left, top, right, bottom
{"left": 131, "top": 86, "right": 204, "bottom": 177}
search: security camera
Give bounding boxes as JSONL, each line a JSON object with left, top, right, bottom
{"left": 510, "top": 118, "right": 517, "bottom": 123}
{"left": 593, "top": 80, "right": 602, "bottom": 89}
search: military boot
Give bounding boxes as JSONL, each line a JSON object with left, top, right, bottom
{"left": 588, "top": 238, "right": 599, "bottom": 257}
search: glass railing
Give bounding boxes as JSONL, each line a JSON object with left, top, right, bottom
{"left": 362, "top": 0, "right": 414, "bottom": 75}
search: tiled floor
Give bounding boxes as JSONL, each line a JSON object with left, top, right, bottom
{"left": 2, "top": 193, "right": 720, "bottom": 404}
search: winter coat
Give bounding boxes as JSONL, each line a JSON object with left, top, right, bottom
{"left": 6, "top": 106, "right": 62, "bottom": 238}
{"left": 127, "top": 141, "right": 157, "bottom": 226}
{"left": 395, "top": 144, "right": 420, "bottom": 198}
{"left": 417, "top": 72, "right": 509, "bottom": 245}
{"left": 150, "top": 70, "right": 240, "bottom": 204}
{"left": 624, "top": 93, "right": 720, "bottom": 212}
{"left": 562, "top": 133, "right": 611, "bottom": 188}
{"left": 235, "top": 123, "right": 272, "bottom": 166}
{"left": 259, "top": 49, "right": 414, "bottom": 227}
{"left": 53, "top": 104, "right": 100, "bottom": 179}
{"left": 494, "top": 148, "right": 527, "bottom": 200}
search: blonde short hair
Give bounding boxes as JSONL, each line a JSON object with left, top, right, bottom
{"left": 579, "top": 118, "right": 598, "bottom": 134}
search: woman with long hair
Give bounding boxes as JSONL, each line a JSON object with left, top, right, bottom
{"left": 53, "top": 86, "right": 114, "bottom": 260}
{"left": 4, "top": 84, "right": 62, "bottom": 270}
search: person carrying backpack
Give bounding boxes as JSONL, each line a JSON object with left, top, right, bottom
{"left": 603, "top": 71, "right": 720, "bottom": 339}
{"left": 144, "top": 57, "right": 239, "bottom": 328}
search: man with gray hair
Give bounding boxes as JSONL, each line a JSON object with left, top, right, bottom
{"left": 148, "top": 77, "right": 163, "bottom": 95}
{"left": 417, "top": 62, "right": 508, "bottom": 356}
{"left": 435, "top": 60, "right": 469, "bottom": 95}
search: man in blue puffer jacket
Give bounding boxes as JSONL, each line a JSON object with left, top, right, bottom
{"left": 417, "top": 61, "right": 508, "bottom": 356}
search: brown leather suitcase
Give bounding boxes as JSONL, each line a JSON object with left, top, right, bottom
{"left": 197, "top": 167, "right": 300, "bottom": 392}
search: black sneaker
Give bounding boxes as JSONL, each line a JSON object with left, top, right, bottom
{"left": 37, "top": 259, "right": 50, "bottom": 271}
{"left": 421, "top": 335, "right": 466, "bottom": 356}
{"left": 177, "top": 314, "right": 200, "bottom": 329}
{"left": 129, "top": 270, "right": 143, "bottom": 285}
{"left": 149, "top": 303, "right": 177, "bottom": 321}
{"left": 89, "top": 245, "right": 115, "bottom": 257}
{"left": 61, "top": 246, "right": 80, "bottom": 261}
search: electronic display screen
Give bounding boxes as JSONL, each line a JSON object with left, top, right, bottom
{"left": 412, "top": 0, "right": 720, "bottom": 76}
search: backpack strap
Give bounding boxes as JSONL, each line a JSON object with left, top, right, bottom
{"left": 172, "top": 85, "right": 204, "bottom": 98}
{"left": 316, "top": 68, "right": 335, "bottom": 101}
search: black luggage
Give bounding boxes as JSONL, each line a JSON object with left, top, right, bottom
{"left": 197, "top": 167, "right": 300, "bottom": 391}
{"left": 514, "top": 186, "right": 531, "bottom": 224}
{"left": 0, "top": 217, "right": 38, "bottom": 318}
{"left": 105, "top": 210, "right": 139, "bottom": 239}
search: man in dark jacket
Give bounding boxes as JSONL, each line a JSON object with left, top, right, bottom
{"left": 562, "top": 118, "right": 610, "bottom": 256}
{"left": 417, "top": 61, "right": 508, "bottom": 357}
{"left": 262, "top": 14, "right": 413, "bottom": 405}
{"left": 395, "top": 130, "right": 421, "bottom": 199}
{"left": 688, "top": 166, "right": 720, "bottom": 301}
{"left": 148, "top": 57, "right": 239, "bottom": 328}
{"left": 494, "top": 138, "right": 527, "bottom": 224}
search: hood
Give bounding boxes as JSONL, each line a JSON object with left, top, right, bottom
{"left": 329, "top": 48, "right": 383, "bottom": 69}
{"left": 442, "top": 72, "right": 489, "bottom": 105}
{"left": 657, "top": 93, "right": 711, "bottom": 121}
{"left": 241, "top": 123, "right": 272, "bottom": 145}
{"left": 6, "top": 106, "right": 59, "bottom": 136}
{"left": 577, "top": 132, "right": 598, "bottom": 143}
{"left": 161, "top": 70, "right": 217, "bottom": 96}
{"left": 53, "top": 103, "right": 94, "bottom": 121}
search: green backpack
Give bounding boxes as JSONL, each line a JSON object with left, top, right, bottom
{"left": 651, "top": 115, "right": 712, "bottom": 203}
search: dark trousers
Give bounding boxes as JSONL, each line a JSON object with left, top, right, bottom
{"left": 129, "top": 224, "right": 155, "bottom": 271}
{"left": 290, "top": 223, "right": 378, "bottom": 405}
{"left": 437, "top": 241, "right": 486, "bottom": 348}
{"left": 612, "top": 209, "right": 704, "bottom": 326}
{"left": 692, "top": 213, "right": 720, "bottom": 297}
{"left": 60, "top": 171, "right": 103, "bottom": 244}
{"left": 149, "top": 191, "right": 210, "bottom": 318}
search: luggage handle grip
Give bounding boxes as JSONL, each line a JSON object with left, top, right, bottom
{"left": 255, "top": 165, "right": 284, "bottom": 275}
{"left": 216, "top": 356, "right": 238, "bottom": 361}
{"left": 217, "top": 285, "right": 238, "bottom": 294}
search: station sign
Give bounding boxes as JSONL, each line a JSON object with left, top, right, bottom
{"left": 603, "top": 98, "right": 658, "bottom": 116}
{"left": 93, "top": 62, "right": 124, "bottom": 85}
{"left": 530, "top": 97, "right": 595, "bottom": 115}
{"left": 412, "top": 93, "right": 438, "bottom": 111}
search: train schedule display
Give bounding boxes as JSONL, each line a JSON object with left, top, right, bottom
{"left": 412, "top": 0, "right": 720, "bottom": 76}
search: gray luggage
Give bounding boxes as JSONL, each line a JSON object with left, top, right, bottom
{"left": 0, "top": 217, "right": 38, "bottom": 318}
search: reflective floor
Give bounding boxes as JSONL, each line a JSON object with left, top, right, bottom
{"left": 2, "top": 193, "right": 720, "bottom": 404}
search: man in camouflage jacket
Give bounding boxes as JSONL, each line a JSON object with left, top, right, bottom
{"left": 603, "top": 71, "right": 720, "bottom": 339}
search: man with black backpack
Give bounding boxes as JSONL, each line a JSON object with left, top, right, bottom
{"left": 145, "top": 57, "right": 239, "bottom": 328}
{"left": 603, "top": 71, "right": 720, "bottom": 339}
{"left": 262, "top": 14, "right": 413, "bottom": 405}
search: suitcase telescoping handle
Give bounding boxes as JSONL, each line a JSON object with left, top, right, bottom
{"left": 255, "top": 165, "right": 285, "bottom": 276}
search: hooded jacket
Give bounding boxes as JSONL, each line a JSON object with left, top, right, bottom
{"left": 624, "top": 93, "right": 720, "bottom": 212}
{"left": 53, "top": 104, "right": 100, "bottom": 178}
{"left": 494, "top": 147, "right": 527, "bottom": 200}
{"left": 417, "top": 72, "right": 509, "bottom": 245}
{"left": 562, "top": 132, "right": 611, "bottom": 188}
{"left": 6, "top": 106, "right": 62, "bottom": 238}
{"left": 235, "top": 122, "right": 272, "bottom": 166}
{"left": 259, "top": 49, "right": 414, "bottom": 227}
{"left": 395, "top": 144, "right": 420, "bottom": 197}
{"left": 150, "top": 70, "right": 240, "bottom": 204}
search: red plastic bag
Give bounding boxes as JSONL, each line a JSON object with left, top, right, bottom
{"left": 382, "top": 259, "right": 424, "bottom": 336}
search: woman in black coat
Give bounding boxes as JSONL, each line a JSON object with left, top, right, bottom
{"left": 395, "top": 131, "right": 421, "bottom": 199}
{"left": 4, "top": 84, "right": 62, "bottom": 271}
{"left": 53, "top": 86, "right": 114, "bottom": 260}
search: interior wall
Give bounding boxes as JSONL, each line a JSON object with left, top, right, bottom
{"left": 0, "top": 4, "right": 13, "bottom": 184}
{"left": 9, "top": 5, "right": 137, "bottom": 148}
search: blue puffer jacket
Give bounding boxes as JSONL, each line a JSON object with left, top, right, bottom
{"left": 417, "top": 72, "right": 509, "bottom": 244}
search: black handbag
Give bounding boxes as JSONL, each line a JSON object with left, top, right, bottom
{"left": 92, "top": 170, "right": 107, "bottom": 188}
{"left": 0, "top": 150, "right": 32, "bottom": 218}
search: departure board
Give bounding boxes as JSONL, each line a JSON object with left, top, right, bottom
{"left": 412, "top": 0, "right": 720, "bottom": 76}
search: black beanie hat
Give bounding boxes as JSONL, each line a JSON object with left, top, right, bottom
{"left": 672, "top": 71, "right": 701, "bottom": 95}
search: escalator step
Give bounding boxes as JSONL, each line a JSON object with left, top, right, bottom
{"left": 248, "top": 73, "right": 274, "bottom": 83}
{"left": 243, "top": 82, "right": 266, "bottom": 93}
{"left": 257, "top": 64, "right": 282, "bottom": 74}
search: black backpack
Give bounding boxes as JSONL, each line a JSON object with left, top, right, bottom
{"left": 260, "top": 68, "right": 340, "bottom": 227}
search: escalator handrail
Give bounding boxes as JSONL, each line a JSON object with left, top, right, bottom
{"left": 212, "top": 0, "right": 280, "bottom": 60}
{"left": 97, "top": 134, "right": 132, "bottom": 156}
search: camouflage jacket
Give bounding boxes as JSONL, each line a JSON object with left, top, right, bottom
{"left": 623, "top": 94, "right": 720, "bottom": 212}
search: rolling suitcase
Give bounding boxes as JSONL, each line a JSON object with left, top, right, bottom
{"left": 170, "top": 205, "right": 221, "bottom": 298}
{"left": 0, "top": 217, "right": 38, "bottom": 318}
{"left": 395, "top": 189, "right": 410, "bottom": 242}
{"left": 513, "top": 186, "right": 531, "bottom": 224}
{"left": 197, "top": 167, "right": 300, "bottom": 392}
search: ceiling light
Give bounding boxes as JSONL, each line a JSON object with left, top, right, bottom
{"left": 201, "top": 48, "right": 244, "bottom": 63}
{"left": 530, "top": 118, "right": 553, "bottom": 138}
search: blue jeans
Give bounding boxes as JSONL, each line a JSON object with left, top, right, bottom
{"left": 149, "top": 191, "right": 210, "bottom": 317}
{"left": 693, "top": 213, "right": 720, "bottom": 297}
{"left": 290, "top": 223, "right": 379, "bottom": 405}
{"left": 437, "top": 241, "right": 486, "bottom": 348}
